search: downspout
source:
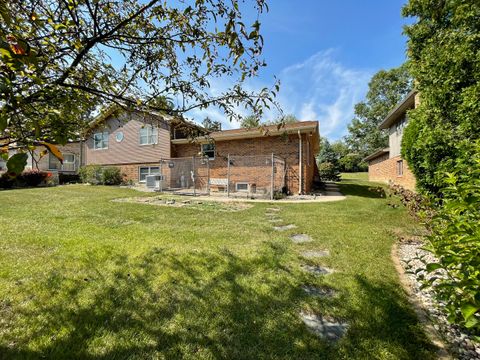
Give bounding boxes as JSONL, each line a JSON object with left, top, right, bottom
{"left": 298, "top": 130, "right": 303, "bottom": 195}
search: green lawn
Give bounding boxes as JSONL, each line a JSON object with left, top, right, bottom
{"left": 0, "top": 180, "right": 436, "bottom": 359}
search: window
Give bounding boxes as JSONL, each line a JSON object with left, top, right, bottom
{"left": 49, "top": 153, "right": 75, "bottom": 171}
{"left": 94, "top": 131, "right": 109, "bottom": 150}
{"left": 139, "top": 126, "right": 158, "bottom": 145}
{"left": 201, "top": 143, "right": 215, "bottom": 160}
{"left": 397, "top": 160, "right": 404, "bottom": 176}
{"left": 236, "top": 182, "right": 249, "bottom": 192}
{"left": 139, "top": 166, "right": 160, "bottom": 182}
{"left": 396, "top": 117, "right": 407, "bottom": 134}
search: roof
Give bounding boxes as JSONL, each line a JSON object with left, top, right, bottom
{"left": 171, "top": 121, "right": 319, "bottom": 144}
{"left": 379, "top": 90, "right": 418, "bottom": 130}
{"left": 363, "top": 148, "right": 390, "bottom": 162}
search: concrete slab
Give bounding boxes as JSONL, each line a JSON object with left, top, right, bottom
{"left": 300, "top": 312, "right": 348, "bottom": 341}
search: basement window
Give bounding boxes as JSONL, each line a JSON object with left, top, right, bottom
{"left": 396, "top": 160, "right": 404, "bottom": 176}
{"left": 236, "top": 182, "right": 249, "bottom": 192}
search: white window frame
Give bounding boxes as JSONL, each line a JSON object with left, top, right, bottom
{"left": 201, "top": 143, "right": 216, "bottom": 160}
{"left": 397, "top": 160, "right": 404, "bottom": 176}
{"left": 139, "top": 126, "right": 158, "bottom": 146}
{"left": 236, "top": 182, "right": 249, "bottom": 192}
{"left": 94, "top": 131, "right": 109, "bottom": 150}
{"left": 49, "top": 153, "right": 76, "bottom": 172}
{"left": 138, "top": 166, "right": 160, "bottom": 183}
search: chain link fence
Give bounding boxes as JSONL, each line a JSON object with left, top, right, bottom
{"left": 155, "top": 154, "right": 286, "bottom": 199}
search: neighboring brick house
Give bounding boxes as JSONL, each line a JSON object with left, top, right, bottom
{"left": 79, "top": 106, "right": 319, "bottom": 195}
{"left": 364, "top": 90, "right": 419, "bottom": 190}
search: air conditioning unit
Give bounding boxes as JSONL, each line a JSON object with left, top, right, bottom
{"left": 146, "top": 174, "right": 164, "bottom": 189}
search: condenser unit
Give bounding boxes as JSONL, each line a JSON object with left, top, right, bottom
{"left": 146, "top": 174, "right": 164, "bottom": 189}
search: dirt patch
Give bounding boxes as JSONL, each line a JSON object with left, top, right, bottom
{"left": 112, "top": 196, "right": 253, "bottom": 212}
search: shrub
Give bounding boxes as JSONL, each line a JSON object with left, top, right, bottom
{"left": 387, "top": 183, "right": 434, "bottom": 222}
{"left": 420, "top": 142, "right": 480, "bottom": 334}
{"left": 318, "top": 162, "right": 340, "bottom": 182}
{"left": 79, "top": 165, "right": 102, "bottom": 185}
{"left": 79, "top": 165, "right": 122, "bottom": 185}
{"left": 18, "top": 169, "right": 49, "bottom": 187}
{"left": 59, "top": 173, "right": 80, "bottom": 184}
{"left": 0, "top": 173, "right": 15, "bottom": 189}
{"left": 101, "top": 167, "right": 123, "bottom": 185}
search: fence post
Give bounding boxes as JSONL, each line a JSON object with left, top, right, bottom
{"left": 192, "top": 156, "right": 196, "bottom": 197}
{"left": 207, "top": 156, "right": 210, "bottom": 195}
{"left": 227, "top": 154, "right": 230, "bottom": 198}
{"left": 159, "top": 159, "right": 163, "bottom": 192}
{"left": 271, "top": 153, "right": 274, "bottom": 200}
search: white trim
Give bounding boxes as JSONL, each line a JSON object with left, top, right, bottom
{"left": 138, "top": 166, "right": 160, "bottom": 183}
{"left": 201, "top": 143, "right": 215, "bottom": 160}
{"left": 235, "top": 182, "right": 249, "bottom": 192}
{"left": 48, "top": 153, "right": 76, "bottom": 172}
{"left": 139, "top": 126, "right": 158, "bottom": 146}
{"left": 93, "top": 131, "right": 109, "bottom": 150}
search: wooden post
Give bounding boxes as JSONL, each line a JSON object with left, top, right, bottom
{"left": 227, "top": 154, "right": 230, "bottom": 197}
{"left": 271, "top": 153, "right": 274, "bottom": 200}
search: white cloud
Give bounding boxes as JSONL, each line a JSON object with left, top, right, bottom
{"left": 275, "top": 50, "right": 372, "bottom": 139}
{"left": 185, "top": 49, "right": 372, "bottom": 139}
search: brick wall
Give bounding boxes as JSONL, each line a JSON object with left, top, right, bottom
{"left": 368, "top": 155, "right": 416, "bottom": 190}
{"left": 172, "top": 133, "right": 317, "bottom": 194}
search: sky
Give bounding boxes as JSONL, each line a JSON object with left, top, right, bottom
{"left": 187, "top": 0, "right": 414, "bottom": 140}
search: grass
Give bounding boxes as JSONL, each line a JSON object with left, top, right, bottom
{"left": 0, "top": 180, "right": 437, "bottom": 359}
{"left": 340, "top": 172, "right": 369, "bottom": 181}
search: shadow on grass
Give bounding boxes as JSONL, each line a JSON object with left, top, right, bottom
{"left": 0, "top": 243, "right": 436, "bottom": 359}
{"left": 338, "top": 181, "right": 387, "bottom": 199}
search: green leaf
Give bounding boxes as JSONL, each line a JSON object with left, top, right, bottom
{"left": 461, "top": 303, "right": 479, "bottom": 321}
{"left": 425, "top": 263, "right": 442, "bottom": 272}
{"left": 465, "top": 315, "right": 478, "bottom": 329}
{"left": 6, "top": 153, "right": 28, "bottom": 175}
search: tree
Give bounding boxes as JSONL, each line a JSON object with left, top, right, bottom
{"left": 401, "top": 0, "right": 480, "bottom": 334}
{"left": 201, "top": 117, "right": 222, "bottom": 132}
{"left": 345, "top": 65, "right": 412, "bottom": 158}
{"left": 240, "top": 115, "right": 260, "bottom": 128}
{"left": 402, "top": 0, "right": 480, "bottom": 195}
{"left": 316, "top": 137, "right": 341, "bottom": 181}
{"left": 0, "top": 0, "right": 279, "bottom": 174}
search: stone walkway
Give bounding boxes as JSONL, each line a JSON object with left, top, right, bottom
{"left": 265, "top": 201, "right": 348, "bottom": 342}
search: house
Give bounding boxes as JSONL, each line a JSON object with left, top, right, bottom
{"left": 364, "top": 90, "right": 419, "bottom": 190}
{"left": 25, "top": 106, "right": 319, "bottom": 195}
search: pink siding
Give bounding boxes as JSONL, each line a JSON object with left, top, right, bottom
{"left": 85, "top": 112, "right": 171, "bottom": 165}
{"left": 33, "top": 142, "right": 82, "bottom": 173}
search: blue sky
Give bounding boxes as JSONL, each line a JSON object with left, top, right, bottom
{"left": 188, "top": 0, "right": 413, "bottom": 140}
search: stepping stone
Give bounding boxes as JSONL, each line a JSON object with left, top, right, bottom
{"left": 266, "top": 208, "right": 280, "bottom": 212}
{"left": 268, "top": 218, "right": 283, "bottom": 223}
{"left": 301, "top": 285, "right": 336, "bottom": 298}
{"left": 273, "top": 224, "right": 297, "bottom": 231}
{"left": 290, "top": 234, "right": 313, "bottom": 243}
{"left": 299, "top": 311, "right": 348, "bottom": 341}
{"left": 301, "top": 264, "right": 334, "bottom": 275}
{"left": 301, "top": 250, "right": 330, "bottom": 258}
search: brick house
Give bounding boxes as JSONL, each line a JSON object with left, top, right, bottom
{"left": 364, "top": 90, "right": 419, "bottom": 190}
{"left": 29, "top": 106, "right": 319, "bottom": 195}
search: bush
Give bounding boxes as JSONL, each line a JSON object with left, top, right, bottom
{"left": 79, "top": 165, "right": 123, "bottom": 185}
{"left": 318, "top": 162, "right": 340, "bottom": 181}
{"left": 101, "top": 167, "right": 123, "bottom": 185}
{"left": 79, "top": 165, "right": 102, "bottom": 185}
{"left": 0, "top": 173, "right": 15, "bottom": 189}
{"left": 59, "top": 173, "right": 80, "bottom": 184}
{"left": 18, "top": 169, "right": 49, "bottom": 187}
{"left": 421, "top": 146, "right": 480, "bottom": 334}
